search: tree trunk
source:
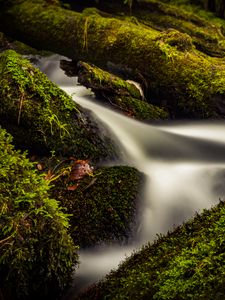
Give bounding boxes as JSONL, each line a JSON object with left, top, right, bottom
{"left": 1, "top": 0, "right": 225, "bottom": 118}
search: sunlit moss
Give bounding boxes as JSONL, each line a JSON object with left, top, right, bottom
{"left": 0, "top": 50, "right": 117, "bottom": 161}
{"left": 0, "top": 127, "right": 77, "bottom": 300}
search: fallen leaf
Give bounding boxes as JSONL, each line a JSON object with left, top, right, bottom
{"left": 67, "top": 184, "right": 79, "bottom": 191}
{"left": 44, "top": 169, "right": 54, "bottom": 181}
{"left": 69, "top": 160, "right": 93, "bottom": 181}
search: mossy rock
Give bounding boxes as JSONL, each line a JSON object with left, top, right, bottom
{"left": 0, "top": 50, "right": 118, "bottom": 161}
{"left": 77, "top": 61, "right": 168, "bottom": 120}
{"left": 50, "top": 165, "right": 144, "bottom": 247}
{"left": 0, "top": 127, "right": 78, "bottom": 300}
{"left": 76, "top": 199, "right": 225, "bottom": 300}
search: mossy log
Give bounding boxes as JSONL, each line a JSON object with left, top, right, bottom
{"left": 0, "top": 50, "right": 118, "bottom": 161}
{"left": 131, "top": 0, "right": 225, "bottom": 58}
{"left": 76, "top": 61, "right": 168, "bottom": 120}
{"left": 96, "top": 0, "right": 225, "bottom": 58}
{"left": 76, "top": 200, "right": 225, "bottom": 300}
{"left": 49, "top": 164, "right": 144, "bottom": 247}
{"left": 0, "top": 127, "right": 77, "bottom": 300}
{"left": 1, "top": 1, "right": 225, "bottom": 117}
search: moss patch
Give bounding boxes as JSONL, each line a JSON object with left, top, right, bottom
{"left": 2, "top": 1, "right": 225, "bottom": 117}
{"left": 50, "top": 165, "right": 144, "bottom": 247}
{"left": 76, "top": 200, "right": 225, "bottom": 300}
{"left": 0, "top": 127, "right": 78, "bottom": 300}
{"left": 0, "top": 50, "right": 117, "bottom": 161}
{"left": 127, "top": 0, "right": 225, "bottom": 58}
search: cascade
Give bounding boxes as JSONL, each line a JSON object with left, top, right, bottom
{"left": 38, "top": 55, "right": 225, "bottom": 298}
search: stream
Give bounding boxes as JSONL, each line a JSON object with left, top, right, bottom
{"left": 38, "top": 55, "right": 225, "bottom": 298}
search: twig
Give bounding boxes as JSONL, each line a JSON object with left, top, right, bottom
{"left": 0, "top": 234, "right": 13, "bottom": 245}
{"left": 18, "top": 92, "right": 25, "bottom": 125}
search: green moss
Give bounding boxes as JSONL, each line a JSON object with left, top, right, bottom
{"left": 78, "top": 61, "right": 143, "bottom": 100}
{"left": 2, "top": 1, "right": 225, "bottom": 118}
{"left": 78, "top": 61, "right": 168, "bottom": 120}
{"left": 113, "top": 95, "right": 168, "bottom": 120}
{"left": 130, "top": 0, "right": 225, "bottom": 57}
{"left": 77, "top": 200, "right": 225, "bottom": 300}
{"left": 0, "top": 127, "right": 78, "bottom": 300}
{"left": 96, "top": 0, "right": 225, "bottom": 57}
{"left": 50, "top": 165, "right": 144, "bottom": 247}
{"left": 157, "top": 29, "right": 193, "bottom": 51}
{"left": 0, "top": 50, "right": 117, "bottom": 161}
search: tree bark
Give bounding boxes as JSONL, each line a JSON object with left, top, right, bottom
{"left": 1, "top": 0, "right": 225, "bottom": 118}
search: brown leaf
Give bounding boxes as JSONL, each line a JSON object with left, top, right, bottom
{"left": 44, "top": 169, "right": 54, "bottom": 181}
{"left": 67, "top": 184, "right": 79, "bottom": 191}
{"left": 69, "top": 160, "right": 93, "bottom": 181}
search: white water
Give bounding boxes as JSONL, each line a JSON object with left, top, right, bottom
{"left": 38, "top": 56, "right": 225, "bottom": 298}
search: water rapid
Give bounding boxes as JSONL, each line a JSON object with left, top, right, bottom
{"left": 38, "top": 56, "right": 225, "bottom": 298}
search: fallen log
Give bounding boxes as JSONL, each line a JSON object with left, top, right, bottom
{"left": 1, "top": 0, "right": 225, "bottom": 117}
{"left": 96, "top": 0, "right": 225, "bottom": 58}
{"left": 76, "top": 61, "right": 168, "bottom": 120}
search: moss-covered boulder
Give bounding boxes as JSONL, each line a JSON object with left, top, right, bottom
{"left": 0, "top": 50, "right": 117, "bottom": 161}
{"left": 48, "top": 164, "right": 144, "bottom": 247}
{"left": 0, "top": 127, "right": 78, "bottom": 300}
{"left": 76, "top": 61, "right": 168, "bottom": 120}
{"left": 76, "top": 200, "right": 225, "bottom": 300}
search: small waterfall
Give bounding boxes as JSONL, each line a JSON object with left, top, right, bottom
{"left": 38, "top": 56, "right": 225, "bottom": 298}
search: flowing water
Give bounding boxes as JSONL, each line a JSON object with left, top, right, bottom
{"left": 38, "top": 56, "right": 225, "bottom": 298}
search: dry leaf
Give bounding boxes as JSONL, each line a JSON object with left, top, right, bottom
{"left": 69, "top": 160, "right": 93, "bottom": 181}
{"left": 44, "top": 169, "right": 54, "bottom": 181}
{"left": 67, "top": 184, "right": 79, "bottom": 191}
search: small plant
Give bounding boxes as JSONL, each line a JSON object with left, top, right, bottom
{"left": 0, "top": 127, "right": 78, "bottom": 300}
